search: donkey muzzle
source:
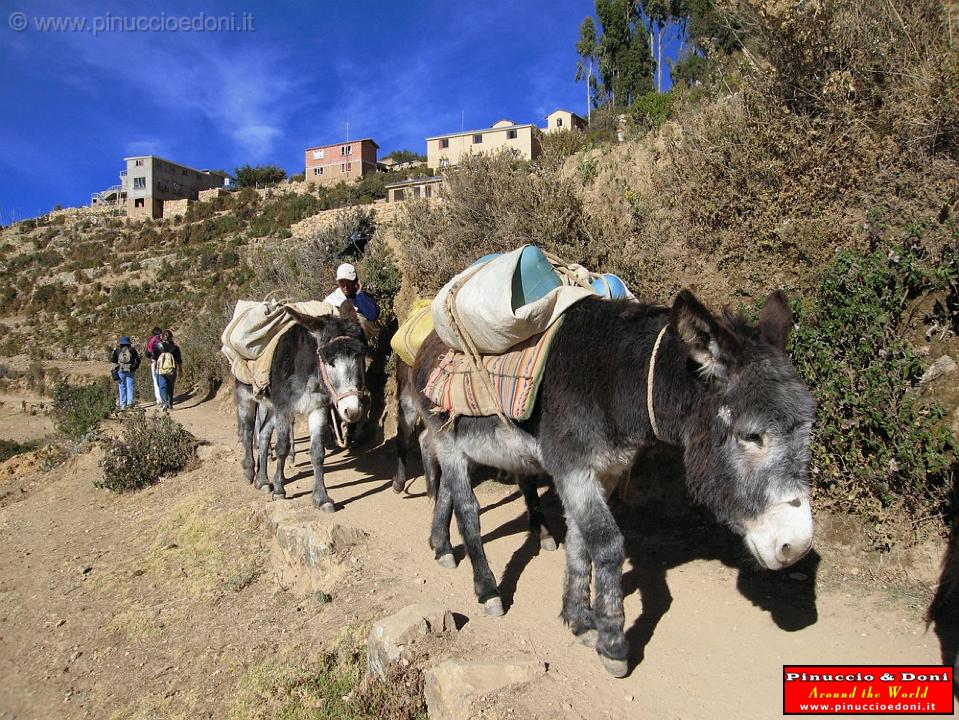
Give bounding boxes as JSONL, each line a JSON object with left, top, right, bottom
{"left": 742, "top": 494, "right": 814, "bottom": 571}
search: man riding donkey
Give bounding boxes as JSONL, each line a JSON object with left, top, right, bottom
{"left": 324, "top": 263, "right": 380, "bottom": 342}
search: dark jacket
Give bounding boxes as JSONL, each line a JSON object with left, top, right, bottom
{"left": 111, "top": 345, "right": 141, "bottom": 372}
{"left": 350, "top": 291, "right": 380, "bottom": 322}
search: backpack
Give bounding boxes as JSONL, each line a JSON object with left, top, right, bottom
{"left": 156, "top": 349, "right": 177, "bottom": 376}
{"left": 117, "top": 346, "right": 133, "bottom": 372}
{"left": 146, "top": 334, "right": 160, "bottom": 357}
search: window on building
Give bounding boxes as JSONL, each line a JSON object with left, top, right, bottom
{"left": 341, "top": 162, "right": 353, "bottom": 173}
{"left": 341, "top": 145, "right": 352, "bottom": 156}
{"left": 507, "top": 129, "right": 517, "bottom": 139}
{"left": 394, "top": 189, "right": 405, "bottom": 202}
{"left": 313, "top": 167, "right": 323, "bottom": 176}
{"left": 133, "top": 177, "right": 146, "bottom": 189}
{"left": 425, "top": 185, "right": 432, "bottom": 198}
{"left": 473, "top": 134, "right": 483, "bottom": 144}
{"left": 134, "top": 159, "right": 144, "bottom": 166}
{"left": 439, "top": 158, "right": 450, "bottom": 168}
{"left": 557, "top": 117, "right": 564, "bottom": 127}
{"left": 439, "top": 138, "right": 449, "bottom": 149}
{"left": 134, "top": 198, "right": 145, "bottom": 208}
{"left": 312, "top": 149, "right": 324, "bottom": 160}
{"left": 414, "top": 186, "right": 421, "bottom": 198}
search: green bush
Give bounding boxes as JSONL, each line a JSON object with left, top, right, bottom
{"left": 98, "top": 409, "right": 197, "bottom": 492}
{"left": 631, "top": 90, "right": 675, "bottom": 133}
{"left": 235, "top": 164, "right": 286, "bottom": 188}
{"left": 358, "top": 236, "right": 401, "bottom": 324}
{"left": 249, "top": 192, "right": 326, "bottom": 238}
{"left": 790, "top": 241, "right": 956, "bottom": 539}
{"left": 52, "top": 379, "right": 115, "bottom": 439}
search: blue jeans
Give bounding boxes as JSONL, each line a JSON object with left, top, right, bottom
{"left": 117, "top": 371, "right": 135, "bottom": 408}
{"left": 157, "top": 373, "right": 176, "bottom": 408}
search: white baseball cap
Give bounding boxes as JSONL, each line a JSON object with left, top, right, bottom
{"left": 336, "top": 263, "right": 357, "bottom": 281}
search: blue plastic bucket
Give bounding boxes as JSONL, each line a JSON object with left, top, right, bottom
{"left": 511, "top": 246, "right": 562, "bottom": 310}
{"left": 469, "top": 252, "right": 503, "bottom": 268}
{"left": 590, "top": 273, "right": 629, "bottom": 299}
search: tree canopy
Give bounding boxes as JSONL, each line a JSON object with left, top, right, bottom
{"left": 234, "top": 164, "right": 287, "bottom": 188}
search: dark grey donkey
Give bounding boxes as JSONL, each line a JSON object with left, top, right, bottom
{"left": 412, "top": 290, "right": 816, "bottom": 677}
{"left": 236, "top": 309, "right": 368, "bottom": 512}
{"left": 394, "top": 360, "right": 558, "bottom": 564}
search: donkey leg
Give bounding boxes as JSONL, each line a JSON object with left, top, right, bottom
{"left": 560, "top": 475, "right": 628, "bottom": 677}
{"left": 437, "top": 442, "right": 501, "bottom": 614}
{"left": 254, "top": 411, "right": 274, "bottom": 492}
{"left": 561, "top": 518, "right": 597, "bottom": 645}
{"left": 519, "top": 475, "right": 557, "bottom": 551}
{"left": 392, "top": 392, "right": 417, "bottom": 493}
{"left": 235, "top": 384, "right": 257, "bottom": 484}
{"left": 271, "top": 413, "right": 292, "bottom": 500}
{"left": 308, "top": 408, "right": 335, "bottom": 513}
{"left": 429, "top": 473, "right": 457, "bottom": 569}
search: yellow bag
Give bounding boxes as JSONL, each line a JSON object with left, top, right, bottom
{"left": 391, "top": 299, "right": 434, "bottom": 366}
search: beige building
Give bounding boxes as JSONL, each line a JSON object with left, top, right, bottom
{"left": 426, "top": 120, "right": 542, "bottom": 170}
{"left": 384, "top": 176, "right": 443, "bottom": 203}
{"left": 305, "top": 138, "right": 379, "bottom": 186}
{"left": 545, "top": 109, "right": 586, "bottom": 133}
{"left": 122, "top": 156, "right": 228, "bottom": 219}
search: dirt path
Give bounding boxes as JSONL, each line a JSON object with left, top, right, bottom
{"left": 0, "top": 388, "right": 953, "bottom": 720}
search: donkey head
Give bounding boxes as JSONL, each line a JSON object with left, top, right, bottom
{"left": 671, "top": 289, "right": 816, "bottom": 570}
{"left": 286, "top": 307, "right": 368, "bottom": 423}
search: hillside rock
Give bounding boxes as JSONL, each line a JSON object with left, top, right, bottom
{"left": 424, "top": 658, "right": 545, "bottom": 720}
{"left": 920, "top": 355, "right": 956, "bottom": 386}
{"left": 258, "top": 502, "right": 366, "bottom": 593}
{"left": 366, "top": 603, "right": 456, "bottom": 679}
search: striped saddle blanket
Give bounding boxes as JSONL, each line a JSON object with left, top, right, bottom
{"left": 423, "top": 318, "right": 564, "bottom": 421}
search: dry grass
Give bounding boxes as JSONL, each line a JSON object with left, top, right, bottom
{"left": 93, "top": 491, "right": 264, "bottom": 643}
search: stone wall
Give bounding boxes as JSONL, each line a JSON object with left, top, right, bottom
{"left": 289, "top": 202, "right": 407, "bottom": 241}
{"left": 163, "top": 198, "right": 191, "bottom": 219}
{"left": 197, "top": 188, "right": 227, "bottom": 203}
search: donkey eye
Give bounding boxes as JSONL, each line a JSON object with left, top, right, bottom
{"left": 739, "top": 432, "right": 765, "bottom": 447}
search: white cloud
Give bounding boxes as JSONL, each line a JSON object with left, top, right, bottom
{"left": 54, "top": 23, "right": 299, "bottom": 162}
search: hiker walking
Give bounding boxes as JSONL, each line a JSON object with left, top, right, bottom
{"left": 110, "top": 335, "right": 141, "bottom": 409}
{"left": 154, "top": 330, "right": 183, "bottom": 410}
{"left": 145, "top": 326, "right": 163, "bottom": 406}
{"left": 324, "top": 263, "right": 380, "bottom": 341}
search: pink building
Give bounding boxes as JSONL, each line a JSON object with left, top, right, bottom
{"left": 304, "top": 138, "right": 379, "bottom": 185}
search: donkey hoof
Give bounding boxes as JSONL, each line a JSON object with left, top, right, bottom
{"left": 575, "top": 629, "right": 598, "bottom": 648}
{"left": 272, "top": 491, "right": 286, "bottom": 501}
{"left": 599, "top": 655, "right": 629, "bottom": 678}
{"left": 483, "top": 597, "right": 505, "bottom": 617}
{"left": 436, "top": 553, "right": 457, "bottom": 570}
{"left": 257, "top": 483, "right": 272, "bottom": 494}
{"left": 314, "top": 499, "right": 335, "bottom": 513}
{"left": 391, "top": 478, "right": 406, "bottom": 494}
{"left": 540, "top": 536, "right": 558, "bottom": 552}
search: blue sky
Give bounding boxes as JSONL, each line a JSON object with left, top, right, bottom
{"left": 0, "top": 1, "right": 681, "bottom": 220}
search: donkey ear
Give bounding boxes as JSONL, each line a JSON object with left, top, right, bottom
{"left": 670, "top": 289, "right": 740, "bottom": 378}
{"left": 285, "top": 306, "right": 330, "bottom": 334}
{"left": 758, "top": 289, "right": 792, "bottom": 351}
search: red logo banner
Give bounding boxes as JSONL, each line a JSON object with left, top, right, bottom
{"left": 783, "top": 665, "right": 954, "bottom": 715}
